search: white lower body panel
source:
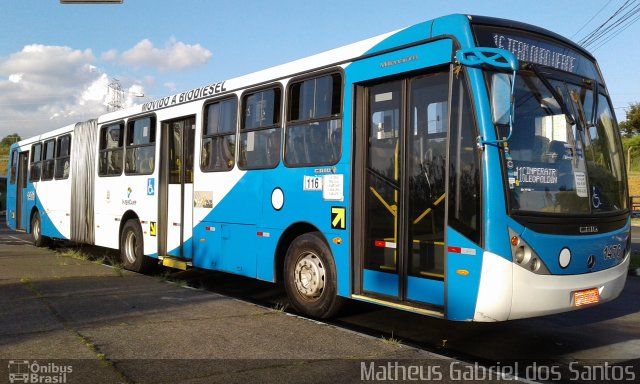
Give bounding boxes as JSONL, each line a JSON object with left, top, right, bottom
{"left": 474, "top": 251, "right": 629, "bottom": 321}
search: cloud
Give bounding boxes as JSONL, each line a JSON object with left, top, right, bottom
{"left": 164, "top": 82, "right": 177, "bottom": 92}
{"left": 0, "top": 38, "right": 209, "bottom": 138}
{"left": 101, "top": 49, "right": 119, "bottom": 61}
{"left": 79, "top": 73, "right": 109, "bottom": 105}
{"left": 8, "top": 73, "right": 23, "bottom": 83}
{"left": 0, "top": 44, "right": 143, "bottom": 138}
{"left": 120, "top": 37, "right": 212, "bottom": 72}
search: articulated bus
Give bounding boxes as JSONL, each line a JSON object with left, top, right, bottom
{"left": 5, "top": 14, "right": 630, "bottom": 321}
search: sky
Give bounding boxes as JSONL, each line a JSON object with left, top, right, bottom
{"left": 1, "top": 0, "right": 639, "bottom": 139}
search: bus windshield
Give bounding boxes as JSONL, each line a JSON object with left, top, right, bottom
{"left": 498, "top": 69, "right": 627, "bottom": 215}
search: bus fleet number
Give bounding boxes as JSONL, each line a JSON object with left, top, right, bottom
{"left": 303, "top": 175, "right": 323, "bottom": 191}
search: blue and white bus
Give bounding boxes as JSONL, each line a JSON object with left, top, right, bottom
{"left": 6, "top": 14, "right": 630, "bottom": 321}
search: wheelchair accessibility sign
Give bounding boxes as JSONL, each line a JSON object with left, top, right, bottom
{"left": 147, "top": 178, "right": 155, "bottom": 196}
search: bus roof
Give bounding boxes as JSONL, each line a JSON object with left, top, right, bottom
{"left": 12, "top": 123, "right": 77, "bottom": 149}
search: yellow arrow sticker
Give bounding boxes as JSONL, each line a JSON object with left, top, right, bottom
{"left": 331, "top": 207, "right": 346, "bottom": 230}
{"left": 150, "top": 221, "right": 157, "bottom": 237}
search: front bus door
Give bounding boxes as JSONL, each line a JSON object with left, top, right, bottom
{"left": 354, "top": 71, "right": 451, "bottom": 314}
{"left": 159, "top": 116, "right": 195, "bottom": 260}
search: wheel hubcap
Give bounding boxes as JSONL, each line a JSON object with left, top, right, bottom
{"left": 293, "top": 252, "right": 325, "bottom": 299}
{"left": 33, "top": 220, "right": 40, "bottom": 240}
{"left": 124, "top": 231, "right": 137, "bottom": 264}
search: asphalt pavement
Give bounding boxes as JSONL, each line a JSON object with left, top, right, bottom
{"left": 1, "top": 218, "right": 639, "bottom": 383}
{"left": 0, "top": 240, "right": 467, "bottom": 384}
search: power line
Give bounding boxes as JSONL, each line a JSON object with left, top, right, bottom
{"left": 591, "top": 10, "right": 640, "bottom": 51}
{"left": 578, "top": 0, "right": 633, "bottom": 46}
{"left": 571, "top": 0, "right": 613, "bottom": 38}
{"left": 578, "top": 0, "right": 640, "bottom": 49}
{"left": 587, "top": 2, "right": 640, "bottom": 48}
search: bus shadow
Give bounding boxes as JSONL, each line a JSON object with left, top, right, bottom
{"left": 329, "top": 277, "right": 640, "bottom": 362}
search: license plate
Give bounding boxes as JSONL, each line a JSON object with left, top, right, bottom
{"left": 573, "top": 288, "right": 600, "bottom": 307}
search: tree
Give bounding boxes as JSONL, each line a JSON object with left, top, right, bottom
{"left": 0, "top": 133, "right": 21, "bottom": 176}
{"left": 1, "top": 133, "right": 20, "bottom": 147}
{"left": 620, "top": 103, "right": 640, "bottom": 135}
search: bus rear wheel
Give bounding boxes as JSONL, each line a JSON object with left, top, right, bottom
{"left": 284, "top": 232, "right": 344, "bottom": 318}
{"left": 31, "top": 211, "right": 50, "bottom": 247}
{"left": 120, "top": 219, "right": 154, "bottom": 273}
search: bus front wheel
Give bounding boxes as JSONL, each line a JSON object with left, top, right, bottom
{"left": 31, "top": 211, "right": 49, "bottom": 247}
{"left": 120, "top": 219, "right": 154, "bottom": 273}
{"left": 284, "top": 232, "right": 344, "bottom": 318}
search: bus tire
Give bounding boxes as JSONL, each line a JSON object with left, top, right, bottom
{"left": 284, "top": 232, "right": 345, "bottom": 318}
{"left": 31, "top": 211, "right": 50, "bottom": 247}
{"left": 120, "top": 219, "right": 153, "bottom": 273}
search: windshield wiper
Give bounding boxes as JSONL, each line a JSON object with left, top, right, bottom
{"left": 525, "top": 63, "right": 576, "bottom": 126}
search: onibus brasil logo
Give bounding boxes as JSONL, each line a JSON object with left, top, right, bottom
{"left": 8, "top": 360, "right": 72, "bottom": 383}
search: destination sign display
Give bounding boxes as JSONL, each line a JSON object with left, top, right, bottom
{"left": 473, "top": 25, "right": 602, "bottom": 81}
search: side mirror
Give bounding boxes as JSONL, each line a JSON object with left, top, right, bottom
{"left": 455, "top": 48, "right": 518, "bottom": 146}
{"left": 491, "top": 73, "right": 512, "bottom": 126}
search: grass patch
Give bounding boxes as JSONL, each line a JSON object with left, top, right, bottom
{"left": 631, "top": 251, "right": 640, "bottom": 270}
{"left": 74, "top": 332, "right": 113, "bottom": 367}
{"left": 158, "top": 269, "right": 173, "bottom": 283}
{"left": 172, "top": 279, "right": 189, "bottom": 288}
{"left": 157, "top": 269, "right": 191, "bottom": 288}
{"left": 381, "top": 332, "right": 401, "bottom": 346}
{"left": 112, "top": 264, "right": 124, "bottom": 277}
{"left": 627, "top": 172, "right": 640, "bottom": 198}
{"left": 272, "top": 302, "right": 288, "bottom": 313}
{"left": 92, "top": 256, "right": 106, "bottom": 265}
{"left": 20, "top": 277, "right": 41, "bottom": 296}
{"left": 55, "top": 247, "right": 125, "bottom": 277}
{"left": 57, "top": 248, "right": 90, "bottom": 261}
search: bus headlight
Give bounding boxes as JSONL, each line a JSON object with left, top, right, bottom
{"left": 530, "top": 257, "right": 541, "bottom": 272}
{"left": 514, "top": 246, "right": 531, "bottom": 264}
{"left": 559, "top": 248, "right": 571, "bottom": 269}
{"left": 509, "top": 228, "right": 550, "bottom": 275}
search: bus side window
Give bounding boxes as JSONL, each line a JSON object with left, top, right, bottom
{"left": 41, "top": 139, "right": 56, "bottom": 181}
{"left": 30, "top": 143, "right": 42, "bottom": 182}
{"left": 285, "top": 72, "right": 342, "bottom": 167}
{"left": 125, "top": 116, "right": 156, "bottom": 175}
{"left": 9, "top": 149, "right": 18, "bottom": 184}
{"left": 202, "top": 97, "right": 237, "bottom": 172}
{"left": 238, "top": 87, "right": 281, "bottom": 170}
{"left": 55, "top": 134, "right": 71, "bottom": 180}
{"left": 98, "top": 123, "right": 124, "bottom": 176}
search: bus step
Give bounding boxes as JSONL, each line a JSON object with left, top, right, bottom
{"left": 159, "top": 256, "right": 192, "bottom": 271}
{"left": 351, "top": 294, "right": 444, "bottom": 318}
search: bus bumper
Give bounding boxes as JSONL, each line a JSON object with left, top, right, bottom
{"left": 473, "top": 251, "right": 629, "bottom": 321}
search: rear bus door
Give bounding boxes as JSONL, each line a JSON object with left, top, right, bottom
{"left": 159, "top": 116, "right": 195, "bottom": 259}
{"left": 16, "top": 151, "right": 29, "bottom": 230}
